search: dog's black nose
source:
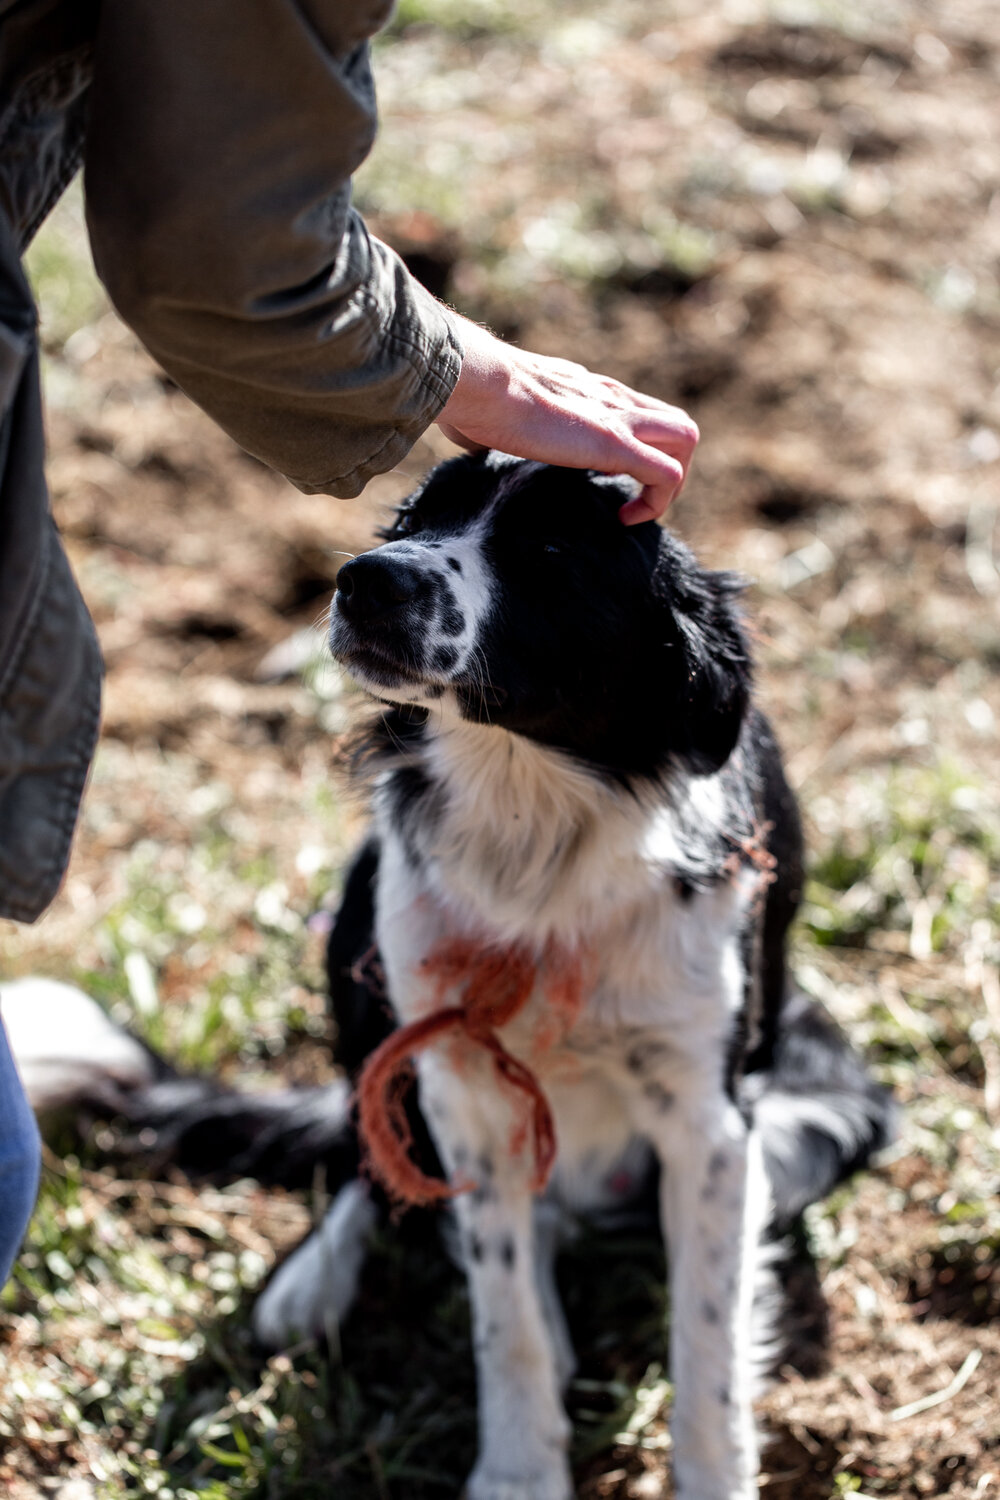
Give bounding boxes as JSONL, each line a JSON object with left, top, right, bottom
{"left": 336, "top": 553, "right": 421, "bottom": 623}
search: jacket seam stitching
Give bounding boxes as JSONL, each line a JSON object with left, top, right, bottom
{"left": 383, "top": 320, "right": 461, "bottom": 406}
{"left": 0, "top": 543, "right": 102, "bottom": 919}
{"left": 302, "top": 330, "right": 460, "bottom": 490}
{"left": 0, "top": 47, "right": 93, "bottom": 247}
{"left": 33, "top": 621, "right": 101, "bottom": 897}
{"left": 0, "top": 521, "right": 49, "bottom": 712}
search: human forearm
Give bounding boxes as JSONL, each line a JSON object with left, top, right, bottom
{"left": 83, "top": 0, "right": 462, "bottom": 497}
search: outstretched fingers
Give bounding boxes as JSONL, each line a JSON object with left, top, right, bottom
{"left": 435, "top": 317, "right": 701, "bottom": 523}
{"left": 615, "top": 415, "right": 699, "bottom": 523}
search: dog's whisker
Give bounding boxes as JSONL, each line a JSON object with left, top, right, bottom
{"left": 468, "top": 643, "right": 497, "bottom": 724}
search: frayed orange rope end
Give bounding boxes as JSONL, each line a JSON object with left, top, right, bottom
{"left": 357, "top": 1009, "right": 466, "bottom": 1207}
{"left": 356, "top": 938, "right": 584, "bottom": 1207}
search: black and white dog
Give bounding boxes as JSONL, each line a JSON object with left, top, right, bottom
{"left": 261, "top": 453, "right": 891, "bottom": 1500}
{"left": 7, "top": 453, "right": 892, "bottom": 1500}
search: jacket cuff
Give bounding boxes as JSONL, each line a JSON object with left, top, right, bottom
{"left": 293, "top": 268, "right": 465, "bottom": 498}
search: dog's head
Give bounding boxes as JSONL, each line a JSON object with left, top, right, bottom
{"left": 330, "top": 453, "right": 751, "bottom": 781}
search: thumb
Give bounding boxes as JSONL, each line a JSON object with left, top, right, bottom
{"left": 436, "top": 421, "right": 488, "bottom": 454}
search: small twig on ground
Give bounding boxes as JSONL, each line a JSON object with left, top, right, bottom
{"left": 965, "top": 498, "right": 999, "bottom": 596}
{"left": 889, "top": 1348, "right": 983, "bottom": 1422}
{"left": 846, "top": 1370, "right": 884, "bottom": 1409}
{"left": 878, "top": 974, "right": 953, "bottom": 1077}
{"left": 908, "top": 895, "right": 938, "bottom": 962}
{"left": 971, "top": 930, "right": 1000, "bottom": 1124}
{"left": 787, "top": 1422, "right": 821, "bottom": 1455}
{"left": 980, "top": 1028, "right": 1000, "bottom": 1126}
{"left": 365, "top": 1440, "right": 391, "bottom": 1500}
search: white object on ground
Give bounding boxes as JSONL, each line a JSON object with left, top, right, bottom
{"left": 0, "top": 976, "right": 155, "bottom": 1111}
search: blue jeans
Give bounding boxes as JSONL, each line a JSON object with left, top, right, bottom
{"left": 0, "top": 1012, "right": 40, "bottom": 1286}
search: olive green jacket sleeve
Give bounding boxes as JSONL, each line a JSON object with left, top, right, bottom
{"left": 83, "top": 0, "right": 463, "bottom": 498}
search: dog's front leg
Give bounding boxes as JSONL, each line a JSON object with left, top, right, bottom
{"left": 417, "top": 1049, "right": 573, "bottom": 1500}
{"left": 647, "top": 1092, "right": 767, "bottom": 1500}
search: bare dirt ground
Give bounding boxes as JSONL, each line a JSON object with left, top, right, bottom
{"left": 1, "top": 1, "right": 999, "bottom": 1496}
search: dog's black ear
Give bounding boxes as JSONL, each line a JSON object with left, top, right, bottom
{"left": 657, "top": 543, "right": 752, "bottom": 775}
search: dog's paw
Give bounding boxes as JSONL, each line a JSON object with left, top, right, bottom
{"left": 465, "top": 1458, "right": 573, "bottom": 1500}
{"left": 252, "top": 1181, "right": 376, "bottom": 1349}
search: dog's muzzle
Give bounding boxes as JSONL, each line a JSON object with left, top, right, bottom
{"left": 329, "top": 549, "right": 459, "bottom": 694}
{"left": 335, "top": 554, "right": 421, "bottom": 625}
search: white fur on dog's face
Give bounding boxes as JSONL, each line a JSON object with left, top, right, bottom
{"left": 328, "top": 512, "right": 497, "bottom": 713}
{"left": 331, "top": 454, "right": 751, "bottom": 783}
{"left": 329, "top": 455, "right": 637, "bottom": 723}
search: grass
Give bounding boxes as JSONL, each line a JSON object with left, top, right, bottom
{"left": 3, "top": 744, "right": 996, "bottom": 1498}
{"left": 62, "top": 822, "right": 332, "bottom": 1078}
{"left": 4, "top": 1161, "right": 676, "bottom": 1500}
{"left": 23, "top": 180, "right": 106, "bottom": 353}
{"left": 804, "top": 760, "right": 999, "bottom": 954}
{"left": 798, "top": 759, "right": 1000, "bottom": 1103}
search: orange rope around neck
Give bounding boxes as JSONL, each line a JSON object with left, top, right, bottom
{"left": 356, "top": 937, "right": 585, "bottom": 1207}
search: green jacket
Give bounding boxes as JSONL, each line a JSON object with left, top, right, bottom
{"left": 0, "top": 0, "right": 463, "bottom": 922}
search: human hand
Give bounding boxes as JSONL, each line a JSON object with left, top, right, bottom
{"left": 435, "top": 316, "right": 699, "bottom": 524}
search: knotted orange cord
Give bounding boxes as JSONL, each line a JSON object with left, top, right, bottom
{"left": 357, "top": 937, "right": 585, "bottom": 1207}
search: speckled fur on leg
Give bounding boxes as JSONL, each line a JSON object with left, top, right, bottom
{"left": 415, "top": 1049, "right": 573, "bottom": 1500}
{"left": 657, "top": 1106, "right": 770, "bottom": 1500}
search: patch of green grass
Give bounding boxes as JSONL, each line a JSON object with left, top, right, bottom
{"left": 803, "top": 759, "right": 999, "bottom": 954}
{"left": 3, "top": 1154, "right": 672, "bottom": 1499}
{"left": 387, "top": 0, "right": 531, "bottom": 38}
{"left": 24, "top": 178, "right": 106, "bottom": 350}
{"left": 145, "top": 1217, "right": 670, "bottom": 1498}
{"left": 831, "top": 1472, "right": 866, "bottom": 1497}
{"left": 354, "top": 158, "right": 469, "bottom": 234}
{"left": 67, "top": 809, "right": 336, "bottom": 1076}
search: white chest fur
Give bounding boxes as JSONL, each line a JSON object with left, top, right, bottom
{"left": 373, "top": 715, "right": 753, "bottom": 1032}
{"left": 371, "top": 717, "right": 756, "bottom": 1228}
{"left": 365, "top": 715, "right": 768, "bottom": 1500}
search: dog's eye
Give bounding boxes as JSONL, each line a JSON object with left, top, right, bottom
{"left": 395, "top": 510, "right": 422, "bottom": 536}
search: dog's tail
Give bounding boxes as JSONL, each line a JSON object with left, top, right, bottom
{"left": 746, "top": 990, "right": 895, "bottom": 1228}
{"left": 0, "top": 977, "right": 358, "bottom": 1190}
